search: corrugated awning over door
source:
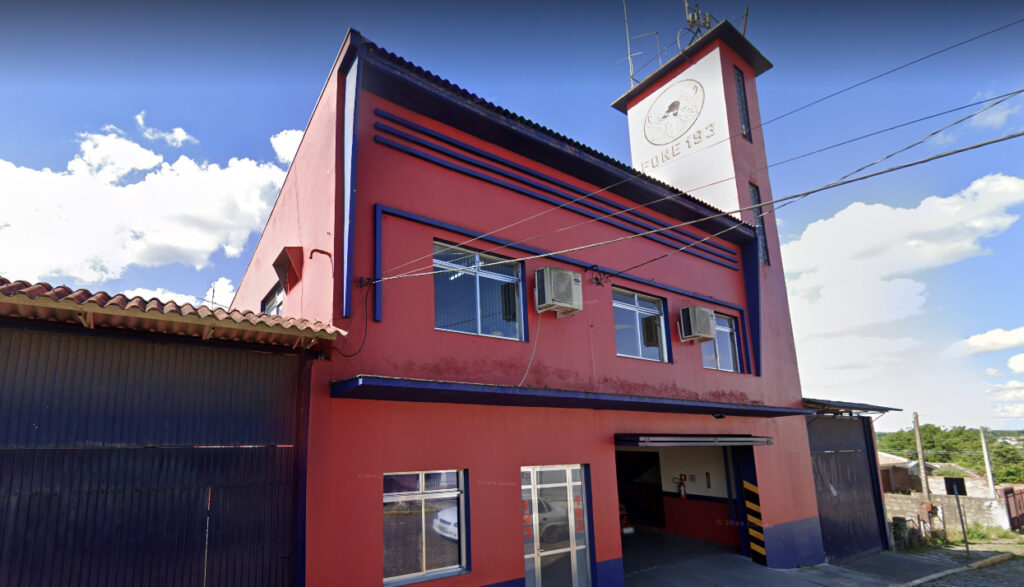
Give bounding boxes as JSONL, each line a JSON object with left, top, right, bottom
{"left": 615, "top": 434, "right": 773, "bottom": 447}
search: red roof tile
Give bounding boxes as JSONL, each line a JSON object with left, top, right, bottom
{"left": 0, "top": 277, "right": 343, "bottom": 349}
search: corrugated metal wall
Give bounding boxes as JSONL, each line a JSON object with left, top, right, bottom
{"left": 0, "top": 324, "right": 303, "bottom": 586}
{"left": 807, "top": 416, "right": 888, "bottom": 563}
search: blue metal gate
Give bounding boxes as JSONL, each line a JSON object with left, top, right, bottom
{"left": 807, "top": 416, "right": 888, "bottom": 563}
{"left": 0, "top": 324, "right": 304, "bottom": 586}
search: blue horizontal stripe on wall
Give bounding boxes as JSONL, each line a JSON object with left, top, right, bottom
{"left": 374, "top": 120, "right": 739, "bottom": 265}
{"left": 372, "top": 204, "right": 754, "bottom": 374}
{"left": 373, "top": 134, "right": 741, "bottom": 272}
{"left": 374, "top": 108, "right": 740, "bottom": 257}
{"left": 330, "top": 376, "right": 813, "bottom": 417}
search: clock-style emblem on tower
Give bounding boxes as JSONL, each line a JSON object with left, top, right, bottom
{"left": 643, "top": 79, "right": 705, "bottom": 145}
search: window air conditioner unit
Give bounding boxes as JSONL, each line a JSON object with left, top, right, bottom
{"left": 535, "top": 266, "right": 583, "bottom": 317}
{"left": 679, "top": 306, "right": 716, "bottom": 342}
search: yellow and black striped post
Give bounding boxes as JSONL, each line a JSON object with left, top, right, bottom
{"left": 743, "top": 480, "right": 767, "bottom": 565}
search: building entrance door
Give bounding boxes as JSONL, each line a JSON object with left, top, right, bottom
{"left": 521, "top": 465, "right": 591, "bottom": 586}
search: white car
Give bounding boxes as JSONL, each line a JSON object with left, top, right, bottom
{"left": 432, "top": 507, "right": 459, "bottom": 541}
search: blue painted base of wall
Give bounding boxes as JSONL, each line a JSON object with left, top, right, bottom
{"left": 485, "top": 558, "right": 624, "bottom": 587}
{"left": 485, "top": 579, "right": 524, "bottom": 587}
{"left": 595, "top": 557, "right": 624, "bottom": 586}
{"left": 764, "top": 516, "right": 826, "bottom": 568}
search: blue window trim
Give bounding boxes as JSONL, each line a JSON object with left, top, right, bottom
{"left": 610, "top": 285, "right": 672, "bottom": 364}
{"left": 373, "top": 204, "right": 752, "bottom": 374}
{"left": 431, "top": 239, "right": 528, "bottom": 342}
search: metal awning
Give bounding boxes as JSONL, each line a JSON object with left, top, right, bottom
{"left": 803, "top": 397, "right": 900, "bottom": 416}
{"left": 331, "top": 376, "right": 814, "bottom": 418}
{"left": 615, "top": 434, "right": 773, "bottom": 447}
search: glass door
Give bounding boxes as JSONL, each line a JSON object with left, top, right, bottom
{"left": 521, "top": 465, "right": 591, "bottom": 587}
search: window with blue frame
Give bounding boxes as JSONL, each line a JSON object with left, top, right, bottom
{"left": 261, "top": 283, "right": 284, "bottom": 316}
{"left": 701, "top": 314, "right": 740, "bottom": 372}
{"left": 383, "top": 470, "right": 466, "bottom": 583}
{"left": 433, "top": 242, "right": 523, "bottom": 340}
{"left": 612, "top": 288, "right": 667, "bottom": 362}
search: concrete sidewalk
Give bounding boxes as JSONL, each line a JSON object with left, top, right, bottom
{"left": 621, "top": 530, "right": 1011, "bottom": 586}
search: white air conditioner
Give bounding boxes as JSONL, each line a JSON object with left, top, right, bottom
{"left": 679, "top": 306, "right": 716, "bottom": 342}
{"left": 535, "top": 266, "right": 583, "bottom": 317}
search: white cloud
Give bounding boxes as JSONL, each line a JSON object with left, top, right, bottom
{"left": 1010, "top": 353, "right": 1024, "bottom": 374}
{"left": 969, "top": 93, "right": 1020, "bottom": 130}
{"left": 795, "top": 334, "right": 918, "bottom": 389}
{"left": 121, "top": 276, "right": 236, "bottom": 309}
{"left": 985, "top": 368, "right": 1003, "bottom": 377}
{"left": 204, "top": 277, "right": 236, "bottom": 309}
{"left": 995, "top": 403, "right": 1024, "bottom": 418}
{"left": 270, "top": 129, "right": 303, "bottom": 165}
{"left": 784, "top": 174, "right": 1024, "bottom": 391}
{"left": 947, "top": 325, "right": 1024, "bottom": 356}
{"left": 987, "top": 380, "right": 1024, "bottom": 401}
{"left": 0, "top": 129, "right": 285, "bottom": 283}
{"left": 121, "top": 286, "right": 200, "bottom": 307}
{"left": 135, "top": 110, "right": 198, "bottom": 147}
{"left": 784, "top": 174, "right": 1024, "bottom": 339}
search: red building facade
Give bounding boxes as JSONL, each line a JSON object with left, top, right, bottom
{"left": 235, "top": 22, "right": 824, "bottom": 587}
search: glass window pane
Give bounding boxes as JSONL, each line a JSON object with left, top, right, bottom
{"left": 537, "top": 487, "right": 570, "bottom": 551}
{"left": 521, "top": 470, "right": 532, "bottom": 486}
{"left": 538, "top": 469, "right": 566, "bottom": 485}
{"left": 715, "top": 315, "right": 731, "bottom": 328}
{"left": 538, "top": 551, "right": 573, "bottom": 587}
{"left": 701, "top": 339, "right": 718, "bottom": 369}
{"left": 640, "top": 315, "right": 663, "bottom": 361}
{"left": 434, "top": 244, "right": 476, "bottom": 268}
{"left": 522, "top": 488, "right": 534, "bottom": 556}
{"left": 637, "top": 296, "right": 660, "bottom": 312}
{"left": 614, "top": 306, "right": 640, "bottom": 357}
{"left": 383, "top": 498, "right": 423, "bottom": 578}
{"left": 612, "top": 290, "right": 634, "bottom": 305}
{"left": 571, "top": 482, "right": 589, "bottom": 547}
{"left": 480, "top": 257, "right": 517, "bottom": 279}
{"left": 717, "top": 329, "right": 737, "bottom": 372}
{"left": 570, "top": 467, "right": 580, "bottom": 483}
{"left": 384, "top": 473, "right": 420, "bottom": 494}
{"left": 524, "top": 557, "right": 537, "bottom": 587}
{"left": 425, "top": 471, "right": 458, "bottom": 491}
{"left": 574, "top": 547, "right": 591, "bottom": 586}
{"left": 425, "top": 497, "right": 460, "bottom": 571}
{"left": 434, "top": 266, "right": 478, "bottom": 334}
{"left": 479, "top": 277, "right": 519, "bottom": 338}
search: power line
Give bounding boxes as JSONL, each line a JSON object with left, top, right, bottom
{"left": 591, "top": 92, "right": 1023, "bottom": 279}
{"left": 383, "top": 18, "right": 1024, "bottom": 280}
{"left": 386, "top": 89, "right": 1022, "bottom": 282}
{"left": 376, "top": 128, "right": 1024, "bottom": 283}
{"left": 760, "top": 15, "right": 1024, "bottom": 128}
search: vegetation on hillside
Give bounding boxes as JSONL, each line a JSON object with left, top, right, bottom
{"left": 876, "top": 425, "right": 1024, "bottom": 485}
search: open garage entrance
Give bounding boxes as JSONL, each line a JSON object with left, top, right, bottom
{"left": 614, "top": 435, "right": 768, "bottom": 568}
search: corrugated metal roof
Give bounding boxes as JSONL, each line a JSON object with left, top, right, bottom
{"left": 0, "top": 277, "right": 342, "bottom": 349}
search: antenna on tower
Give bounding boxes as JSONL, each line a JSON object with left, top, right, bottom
{"left": 677, "top": 0, "right": 715, "bottom": 52}
{"left": 621, "top": 0, "right": 643, "bottom": 88}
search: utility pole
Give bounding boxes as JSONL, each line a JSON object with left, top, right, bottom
{"left": 981, "top": 426, "right": 997, "bottom": 498}
{"left": 914, "top": 412, "right": 930, "bottom": 500}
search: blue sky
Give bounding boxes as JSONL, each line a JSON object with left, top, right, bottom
{"left": 2, "top": 0, "right": 1024, "bottom": 431}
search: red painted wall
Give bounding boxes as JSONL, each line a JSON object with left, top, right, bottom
{"left": 303, "top": 375, "right": 811, "bottom": 585}
{"left": 663, "top": 497, "right": 741, "bottom": 547}
{"left": 233, "top": 32, "right": 824, "bottom": 582}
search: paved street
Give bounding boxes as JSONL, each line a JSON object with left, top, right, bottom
{"left": 621, "top": 530, "right": 1019, "bottom": 586}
